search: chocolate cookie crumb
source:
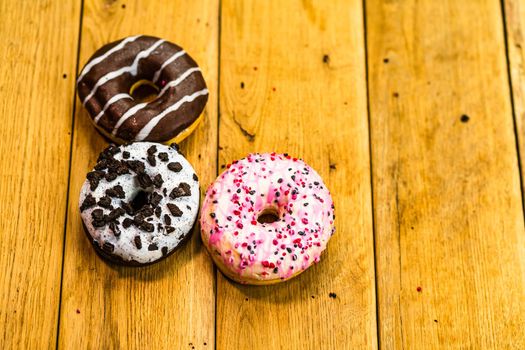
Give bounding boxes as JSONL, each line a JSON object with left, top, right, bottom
{"left": 167, "top": 162, "right": 183, "bottom": 172}
{"left": 91, "top": 209, "right": 104, "bottom": 221}
{"left": 133, "top": 213, "right": 145, "bottom": 225}
{"left": 161, "top": 246, "right": 168, "bottom": 256}
{"left": 105, "top": 172, "right": 118, "bottom": 182}
{"left": 121, "top": 202, "right": 134, "bottom": 216}
{"left": 106, "top": 185, "right": 125, "bottom": 198}
{"left": 147, "top": 154, "right": 156, "bottom": 166}
{"left": 125, "top": 160, "right": 145, "bottom": 173}
{"left": 94, "top": 159, "right": 108, "bottom": 171}
{"left": 107, "top": 207, "right": 125, "bottom": 221}
{"left": 122, "top": 218, "right": 133, "bottom": 228}
{"left": 86, "top": 170, "right": 104, "bottom": 190}
{"left": 167, "top": 203, "right": 183, "bottom": 217}
{"left": 165, "top": 226, "right": 175, "bottom": 234}
{"left": 97, "top": 145, "right": 119, "bottom": 162}
{"left": 329, "top": 292, "right": 337, "bottom": 299}
{"left": 150, "top": 192, "right": 163, "bottom": 207}
{"left": 148, "top": 243, "right": 158, "bottom": 251}
{"left": 139, "top": 206, "right": 154, "bottom": 217}
{"left": 147, "top": 145, "right": 157, "bottom": 155}
{"left": 170, "top": 182, "right": 191, "bottom": 198}
{"left": 158, "top": 152, "right": 169, "bottom": 161}
{"left": 80, "top": 194, "right": 96, "bottom": 212}
{"left": 122, "top": 151, "right": 130, "bottom": 159}
{"left": 137, "top": 172, "right": 153, "bottom": 188}
{"left": 92, "top": 219, "right": 106, "bottom": 227}
{"left": 193, "top": 173, "right": 198, "bottom": 181}
{"left": 109, "top": 222, "right": 121, "bottom": 236}
{"left": 114, "top": 185, "right": 125, "bottom": 198}
{"left": 98, "top": 196, "right": 113, "bottom": 209}
{"left": 152, "top": 174, "right": 164, "bottom": 188}
{"left": 134, "top": 236, "right": 142, "bottom": 249}
{"left": 102, "top": 242, "right": 115, "bottom": 253}
{"left": 105, "top": 188, "right": 117, "bottom": 197}
{"left": 140, "top": 221, "right": 154, "bottom": 232}
{"left": 164, "top": 214, "right": 172, "bottom": 225}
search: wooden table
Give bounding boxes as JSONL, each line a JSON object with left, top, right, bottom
{"left": 2, "top": 0, "right": 525, "bottom": 348}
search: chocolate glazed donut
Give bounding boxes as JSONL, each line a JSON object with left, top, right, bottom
{"left": 77, "top": 35, "right": 208, "bottom": 144}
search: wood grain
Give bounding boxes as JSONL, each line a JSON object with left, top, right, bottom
{"left": 367, "top": 0, "right": 525, "bottom": 348}
{"left": 505, "top": 0, "right": 525, "bottom": 199}
{"left": 217, "top": 1, "right": 377, "bottom": 349}
{"left": 57, "top": 0, "right": 218, "bottom": 348}
{"left": 0, "top": 1, "right": 80, "bottom": 348}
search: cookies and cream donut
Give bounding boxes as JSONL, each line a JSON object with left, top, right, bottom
{"left": 79, "top": 142, "right": 200, "bottom": 266}
{"left": 200, "top": 153, "right": 335, "bottom": 284}
{"left": 77, "top": 35, "right": 208, "bottom": 144}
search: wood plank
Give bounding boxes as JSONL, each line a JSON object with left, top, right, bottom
{"left": 217, "top": 1, "right": 377, "bottom": 349}
{"left": 367, "top": 0, "right": 525, "bottom": 348}
{"left": 505, "top": 0, "right": 525, "bottom": 203}
{"left": 0, "top": 1, "right": 80, "bottom": 348}
{"left": 58, "top": 1, "right": 218, "bottom": 348}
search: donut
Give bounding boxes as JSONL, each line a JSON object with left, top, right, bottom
{"left": 77, "top": 35, "right": 208, "bottom": 144}
{"left": 79, "top": 142, "right": 200, "bottom": 266}
{"left": 200, "top": 153, "right": 335, "bottom": 284}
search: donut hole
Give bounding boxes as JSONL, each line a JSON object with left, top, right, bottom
{"left": 257, "top": 207, "right": 280, "bottom": 224}
{"left": 129, "top": 79, "right": 159, "bottom": 103}
{"left": 130, "top": 190, "right": 150, "bottom": 212}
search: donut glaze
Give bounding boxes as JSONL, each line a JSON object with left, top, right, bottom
{"left": 79, "top": 142, "right": 200, "bottom": 265}
{"left": 200, "top": 153, "right": 335, "bottom": 284}
{"left": 77, "top": 35, "right": 208, "bottom": 144}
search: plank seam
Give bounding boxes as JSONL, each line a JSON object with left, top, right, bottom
{"left": 214, "top": 0, "right": 222, "bottom": 349}
{"left": 500, "top": 0, "right": 525, "bottom": 221}
{"left": 361, "top": 0, "right": 381, "bottom": 348}
{"left": 55, "top": 1, "right": 84, "bottom": 348}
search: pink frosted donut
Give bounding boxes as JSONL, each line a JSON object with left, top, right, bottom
{"left": 200, "top": 153, "right": 335, "bottom": 285}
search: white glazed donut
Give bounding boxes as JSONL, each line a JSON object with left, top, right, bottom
{"left": 200, "top": 153, "right": 335, "bottom": 284}
{"left": 79, "top": 142, "right": 199, "bottom": 265}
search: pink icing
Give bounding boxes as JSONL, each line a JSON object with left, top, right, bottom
{"left": 200, "top": 153, "right": 335, "bottom": 282}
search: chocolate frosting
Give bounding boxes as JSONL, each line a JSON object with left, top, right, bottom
{"left": 77, "top": 35, "right": 208, "bottom": 142}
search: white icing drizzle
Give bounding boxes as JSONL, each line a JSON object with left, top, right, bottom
{"left": 82, "top": 39, "right": 166, "bottom": 106}
{"left": 93, "top": 93, "right": 133, "bottom": 124}
{"left": 134, "top": 88, "right": 208, "bottom": 141}
{"left": 110, "top": 67, "right": 201, "bottom": 136}
{"left": 111, "top": 102, "right": 148, "bottom": 135}
{"left": 157, "top": 67, "right": 201, "bottom": 97}
{"left": 77, "top": 35, "right": 141, "bottom": 83}
{"left": 151, "top": 50, "right": 186, "bottom": 83}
